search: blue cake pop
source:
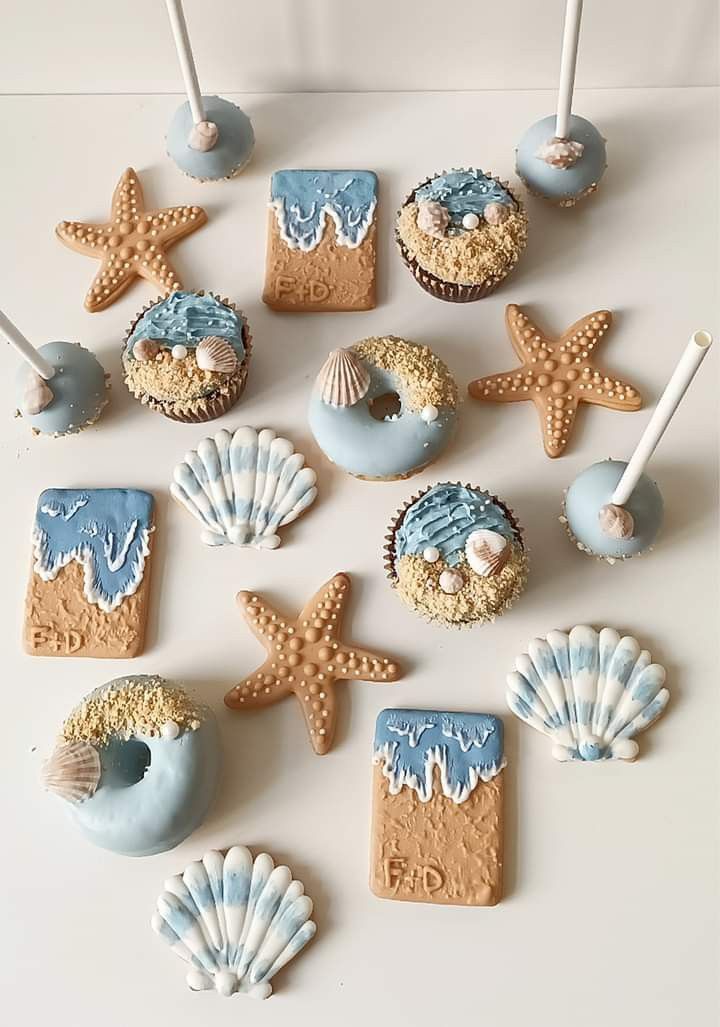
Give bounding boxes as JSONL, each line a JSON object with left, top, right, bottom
{"left": 516, "top": 113, "right": 607, "bottom": 206}
{"left": 167, "top": 95, "right": 255, "bottom": 182}
{"left": 15, "top": 341, "right": 109, "bottom": 437}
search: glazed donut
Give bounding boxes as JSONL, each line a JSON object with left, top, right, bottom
{"left": 308, "top": 336, "right": 459, "bottom": 481}
{"left": 42, "top": 675, "right": 220, "bottom": 857}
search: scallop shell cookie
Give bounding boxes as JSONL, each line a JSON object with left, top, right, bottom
{"left": 506, "top": 626, "right": 670, "bottom": 762}
{"left": 171, "top": 426, "right": 318, "bottom": 549}
{"left": 152, "top": 846, "right": 317, "bottom": 999}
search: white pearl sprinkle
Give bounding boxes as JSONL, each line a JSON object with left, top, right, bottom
{"left": 421, "top": 403, "right": 439, "bottom": 423}
{"left": 462, "top": 212, "right": 480, "bottom": 230}
{"left": 423, "top": 546, "right": 440, "bottom": 563}
{"left": 160, "top": 720, "right": 180, "bottom": 740}
{"left": 171, "top": 344, "right": 188, "bottom": 360}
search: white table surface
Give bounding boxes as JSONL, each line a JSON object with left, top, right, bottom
{"left": 1, "top": 88, "right": 718, "bottom": 1025}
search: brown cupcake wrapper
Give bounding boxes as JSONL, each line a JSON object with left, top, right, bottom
{"left": 395, "top": 169, "right": 527, "bottom": 303}
{"left": 383, "top": 481, "right": 526, "bottom": 584}
{"left": 123, "top": 291, "right": 252, "bottom": 423}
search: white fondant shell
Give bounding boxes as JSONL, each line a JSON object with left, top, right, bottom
{"left": 42, "top": 740, "right": 101, "bottom": 802}
{"left": 535, "top": 137, "right": 585, "bottom": 169}
{"left": 23, "top": 373, "right": 54, "bottom": 415}
{"left": 316, "top": 348, "right": 370, "bottom": 407}
{"left": 506, "top": 626, "right": 669, "bottom": 762}
{"left": 133, "top": 338, "right": 161, "bottom": 362}
{"left": 171, "top": 426, "right": 318, "bottom": 549}
{"left": 416, "top": 199, "right": 449, "bottom": 239}
{"left": 465, "top": 529, "right": 510, "bottom": 577}
{"left": 152, "top": 846, "right": 317, "bottom": 999}
{"left": 598, "top": 503, "right": 635, "bottom": 540}
{"left": 196, "top": 336, "right": 239, "bottom": 374}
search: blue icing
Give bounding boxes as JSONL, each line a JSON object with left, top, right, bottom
{"left": 271, "top": 170, "right": 377, "bottom": 250}
{"left": 16, "top": 341, "right": 107, "bottom": 436}
{"left": 374, "top": 708, "right": 504, "bottom": 803}
{"left": 127, "top": 291, "right": 245, "bottom": 358}
{"left": 394, "top": 483, "right": 518, "bottom": 567}
{"left": 33, "top": 489, "right": 153, "bottom": 614}
{"left": 66, "top": 676, "right": 220, "bottom": 858}
{"left": 308, "top": 363, "right": 457, "bottom": 480}
{"left": 564, "top": 460, "right": 664, "bottom": 559}
{"left": 167, "top": 96, "right": 255, "bottom": 181}
{"left": 414, "top": 169, "right": 514, "bottom": 232}
{"left": 516, "top": 114, "right": 607, "bottom": 202}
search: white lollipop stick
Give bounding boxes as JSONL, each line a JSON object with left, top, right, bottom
{"left": 165, "top": 0, "right": 206, "bottom": 126}
{"left": 0, "top": 309, "right": 55, "bottom": 380}
{"left": 555, "top": 0, "right": 583, "bottom": 140}
{"left": 612, "top": 330, "right": 713, "bottom": 506}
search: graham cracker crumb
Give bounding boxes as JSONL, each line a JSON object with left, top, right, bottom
{"left": 354, "top": 336, "right": 458, "bottom": 413}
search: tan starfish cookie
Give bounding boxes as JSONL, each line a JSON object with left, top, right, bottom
{"left": 56, "top": 168, "right": 207, "bottom": 312}
{"left": 468, "top": 305, "right": 643, "bottom": 457}
{"left": 225, "top": 573, "right": 402, "bottom": 755}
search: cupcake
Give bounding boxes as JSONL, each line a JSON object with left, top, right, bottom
{"left": 396, "top": 169, "right": 528, "bottom": 302}
{"left": 123, "top": 291, "right": 251, "bottom": 423}
{"left": 384, "top": 482, "right": 528, "bottom": 626}
{"left": 308, "top": 336, "right": 459, "bottom": 481}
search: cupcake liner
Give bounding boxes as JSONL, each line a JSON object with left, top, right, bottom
{"left": 395, "top": 170, "right": 527, "bottom": 303}
{"left": 123, "top": 291, "right": 252, "bottom": 423}
{"left": 383, "top": 482, "right": 528, "bottom": 628}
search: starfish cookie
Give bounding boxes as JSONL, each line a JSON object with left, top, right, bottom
{"left": 225, "top": 573, "right": 402, "bottom": 755}
{"left": 468, "top": 305, "right": 643, "bottom": 457}
{"left": 56, "top": 168, "right": 207, "bottom": 312}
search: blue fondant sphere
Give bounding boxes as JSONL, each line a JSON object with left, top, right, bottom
{"left": 167, "top": 95, "right": 254, "bottom": 181}
{"left": 516, "top": 114, "right": 607, "bottom": 204}
{"left": 16, "top": 341, "right": 107, "bottom": 436}
{"left": 564, "top": 459, "right": 664, "bottom": 560}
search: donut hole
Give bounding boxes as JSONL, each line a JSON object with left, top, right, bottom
{"left": 101, "top": 737, "right": 152, "bottom": 788}
{"left": 368, "top": 391, "right": 402, "bottom": 421}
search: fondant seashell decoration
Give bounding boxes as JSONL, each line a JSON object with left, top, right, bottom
{"left": 23, "top": 372, "right": 54, "bottom": 415}
{"left": 188, "top": 120, "right": 220, "bottom": 153}
{"left": 465, "top": 529, "right": 510, "bottom": 577}
{"left": 152, "top": 846, "right": 317, "bottom": 999}
{"left": 506, "top": 626, "right": 670, "bottom": 762}
{"left": 171, "top": 426, "right": 318, "bottom": 549}
{"left": 316, "top": 348, "right": 370, "bottom": 407}
{"left": 535, "top": 137, "right": 585, "bottom": 170}
{"left": 196, "top": 336, "right": 238, "bottom": 374}
{"left": 598, "top": 503, "right": 635, "bottom": 540}
{"left": 416, "top": 199, "right": 449, "bottom": 239}
{"left": 483, "top": 201, "right": 509, "bottom": 226}
{"left": 133, "top": 338, "right": 161, "bottom": 362}
{"left": 41, "top": 740, "right": 101, "bottom": 802}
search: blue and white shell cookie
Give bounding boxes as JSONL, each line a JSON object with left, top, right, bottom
{"left": 385, "top": 482, "right": 529, "bottom": 626}
{"left": 308, "top": 337, "right": 459, "bottom": 480}
{"left": 42, "top": 675, "right": 220, "bottom": 856}
{"left": 152, "top": 846, "right": 317, "bottom": 999}
{"left": 506, "top": 626, "right": 669, "bottom": 761}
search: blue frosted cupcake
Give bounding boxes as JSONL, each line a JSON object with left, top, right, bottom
{"left": 385, "top": 482, "right": 528, "bottom": 626}
{"left": 396, "top": 168, "right": 528, "bottom": 302}
{"left": 123, "top": 291, "right": 252, "bottom": 423}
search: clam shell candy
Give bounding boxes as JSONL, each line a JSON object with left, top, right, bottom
{"left": 316, "top": 348, "right": 371, "bottom": 407}
{"left": 133, "top": 338, "right": 162, "bottom": 362}
{"left": 416, "top": 199, "right": 449, "bottom": 239}
{"left": 465, "top": 529, "right": 510, "bottom": 577}
{"left": 598, "top": 503, "right": 635, "bottom": 540}
{"left": 42, "top": 740, "right": 101, "bottom": 802}
{"left": 196, "top": 336, "right": 239, "bottom": 375}
{"left": 23, "top": 373, "right": 55, "bottom": 415}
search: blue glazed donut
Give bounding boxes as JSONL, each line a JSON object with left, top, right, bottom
{"left": 563, "top": 459, "right": 664, "bottom": 561}
{"left": 516, "top": 114, "right": 607, "bottom": 206}
{"left": 308, "top": 336, "right": 459, "bottom": 481}
{"left": 167, "top": 96, "right": 254, "bottom": 181}
{"left": 43, "top": 675, "right": 220, "bottom": 857}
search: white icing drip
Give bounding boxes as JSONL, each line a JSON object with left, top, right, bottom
{"left": 441, "top": 721, "right": 494, "bottom": 753}
{"left": 387, "top": 720, "right": 435, "bottom": 748}
{"left": 373, "top": 741, "right": 506, "bottom": 805}
{"left": 40, "top": 497, "right": 89, "bottom": 521}
{"left": 270, "top": 196, "right": 377, "bottom": 252}
{"left": 103, "top": 519, "right": 139, "bottom": 573}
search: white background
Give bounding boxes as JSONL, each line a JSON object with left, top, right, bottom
{"left": 0, "top": 0, "right": 718, "bottom": 93}
{"left": 1, "top": 4, "right": 719, "bottom": 1025}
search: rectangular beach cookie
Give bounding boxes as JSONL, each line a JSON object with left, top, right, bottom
{"left": 24, "top": 488, "right": 154, "bottom": 659}
{"left": 371, "top": 708, "right": 505, "bottom": 906}
{"left": 263, "top": 170, "right": 377, "bottom": 312}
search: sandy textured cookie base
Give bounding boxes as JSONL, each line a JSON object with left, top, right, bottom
{"left": 24, "top": 558, "right": 152, "bottom": 658}
{"left": 263, "top": 213, "right": 376, "bottom": 312}
{"left": 370, "top": 765, "right": 503, "bottom": 905}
